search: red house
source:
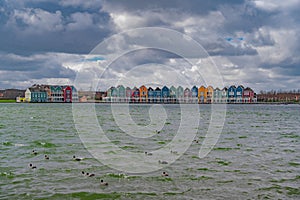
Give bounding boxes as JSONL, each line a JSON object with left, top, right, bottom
{"left": 131, "top": 87, "right": 140, "bottom": 103}
{"left": 63, "top": 86, "right": 72, "bottom": 103}
{"left": 243, "top": 87, "right": 254, "bottom": 103}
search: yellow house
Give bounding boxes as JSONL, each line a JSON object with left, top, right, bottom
{"left": 139, "top": 85, "right": 148, "bottom": 103}
{"left": 198, "top": 86, "right": 207, "bottom": 103}
{"left": 207, "top": 86, "right": 214, "bottom": 103}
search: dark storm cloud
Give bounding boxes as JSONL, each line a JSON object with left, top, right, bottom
{"left": 105, "top": 48, "right": 180, "bottom": 73}
{"left": 204, "top": 39, "right": 258, "bottom": 56}
{"left": 0, "top": 53, "right": 76, "bottom": 79}
{"left": 259, "top": 59, "right": 300, "bottom": 76}
{"left": 220, "top": 3, "right": 276, "bottom": 34}
{"left": 0, "top": 1, "right": 111, "bottom": 55}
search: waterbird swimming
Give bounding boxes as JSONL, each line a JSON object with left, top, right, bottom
{"left": 73, "top": 155, "right": 82, "bottom": 161}
{"left": 29, "top": 163, "right": 37, "bottom": 169}
{"left": 193, "top": 139, "right": 199, "bottom": 143}
{"left": 170, "top": 150, "right": 178, "bottom": 154}
{"left": 44, "top": 155, "right": 49, "bottom": 160}
{"left": 86, "top": 172, "right": 95, "bottom": 177}
{"left": 158, "top": 160, "right": 168, "bottom": 164}
{"left": 100, "top": 179, "right": 108, "bottom": 186}
{"left": 32, "top": 150, "right": 38, "bottom": 155}
{"left": 161, "top": 171, "right": 169, "bottom": 177}
{"left": 145, "top": 152, "right": 153, "bottom": 156}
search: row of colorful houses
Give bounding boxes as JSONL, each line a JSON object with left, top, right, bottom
{"left": 103, "top": 85, "right": 257, "bottom": 103}
{"left": 24, "top": 84, "right": 78, "bottom": 103}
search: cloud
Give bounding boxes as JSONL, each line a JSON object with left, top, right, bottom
{"left": 59, "top": 0, "right": 103, "bottom": 9}
{"left": 0, "top": 52, "right": 78, "bottom": 88}
{"left": 101, "top": 0, "right": 245, "bottom": 15}
{"left": 70, "top": 12, "right": 94, "bottom": 29}
{"left": 0, "top": 2, "right": 111, "bottom": 55}
{"left": 7, "top": 8, "right": 64, "bottom": 33}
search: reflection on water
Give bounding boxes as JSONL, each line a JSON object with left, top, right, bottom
{"left": 0, "top": 103, "right": 299, "bottom": 199}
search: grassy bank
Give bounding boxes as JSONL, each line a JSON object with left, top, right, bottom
{"left": 0, "top": 99, "right": 16, "bottom": 103}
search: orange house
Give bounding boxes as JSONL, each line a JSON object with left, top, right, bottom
{"left": 198, "top": 86, "right": 207, "bottom": 103}
{"left": 207, "top": 86, "right": 214, "bottom": 103}
{"left": 139, "top": 85, "right": 148, "bottom": 103}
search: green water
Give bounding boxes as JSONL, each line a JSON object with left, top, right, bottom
{"left": 0, "top": 103, "right": 299, "bottom": 199}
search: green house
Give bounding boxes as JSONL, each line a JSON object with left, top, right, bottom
{"left": 27, "top": 87, "right": 47, "bottom": 102}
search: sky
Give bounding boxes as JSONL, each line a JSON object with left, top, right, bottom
{"left": 0, "top": 0, "right": 299, "bottom": 92}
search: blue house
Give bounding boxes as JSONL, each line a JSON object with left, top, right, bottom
{"left": 148, "top": 87, "right": 154, "bottom": 103}
{"left": 236, "top": 85, "right": 244, "bottom": 103}
{"left": 71, "top": 86, "right": 78, "bottom": 102}
{"left": 161, "top": 86, "right": 170, "bottom": 103}
{"left": 191, "top": 86, "right": 198, "bottom": 103}
{"left": 228, "top": 85, "right": 237, "bottom": 103}
{"left": 154, "top": 87, "right": 162, "bottom": 103}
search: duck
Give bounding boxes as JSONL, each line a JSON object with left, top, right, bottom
{"left": 100, "top": 179, "right": 108, "bottom": 186}
{"left": 155, "top": 130, "right": 161, "bottom": 134}
{"left": 86, "top": 172, "right": 95, "bottom": 177}
{"left": 161, "top": 171, "right": 169, "bottom": 177}
{"left": 81, "top": 171, "right": 95, "bottom": 177}
{"left": 145, "top": 152, "right": 153, "bottom": 156}
{"left": 193, "top": 139, "right": 199, "bottom": 143}
{"left": 32, "top": 150, "right": 38, "bottom": 155}
{"left": 44, "top": 155, "right": 49, "bottom": 160}
{"left": 158, "top": 160, "right": 168, "bottom": 164}
{"left": 73, "top": 155, "right": 82, "bottom": 161}
{"left": 170, "top": 150, "right": 178, "bottom": 154}
{"left": 29, "top": 163, "right": 37, "bottom": 169}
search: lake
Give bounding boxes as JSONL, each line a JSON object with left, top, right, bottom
{"left": 0, "top": 103, "right": 299, "bottom": 199}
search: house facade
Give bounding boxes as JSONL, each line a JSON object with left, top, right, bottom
{"left": 176, "top": 86, "right": 184, "bottom": 103}
{"left": 228, "top": 85, "right": 237, "bottom": 103}
{"left": 117, "top": 85, "right": 126, "bottom": 102}
{"left": 184, "top": 88, "right": 191, "bottom": 103}
{"left": 221, "top": 87, "right": 228, "bottom": 103}
{"left": 213, "top": 88, "right": 222, "bottom": 103}
{"left": 169, "top": 86, "right": 177, "bottom": 103}
{"left": 131, "top": 87, "right": 140, "bottom": 103}
{"left": 191, "top": 86, "right": 198, "bottom": 103}
{"left": 139, "top": 85, "right": 148, "bottom": 103}
{"left": 207, "top": 86, "right": 214, "bottom": 103}
{"left": 198, "top": 86, "right": 207, "bottom": 103}
{"left": 154, "top": 87, "right": 162, "bottom": 103}
{"left": 236, "top": 85, "right": 244, "bottom": 103}
{"left": 148, "top": 87, "right": 154, "bottom": 103}
{"left": 126, "top": 87, "right": 131, "bottom": 102}
{"left": 243, "top": 87, "right": 255, "bottom": 103}
{"left": 161, "top": 86, "right": 170, "bottom": 103}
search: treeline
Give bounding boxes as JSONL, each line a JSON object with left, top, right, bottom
{"left": 259, "top": 89, "right": 300, "bottom": 95}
